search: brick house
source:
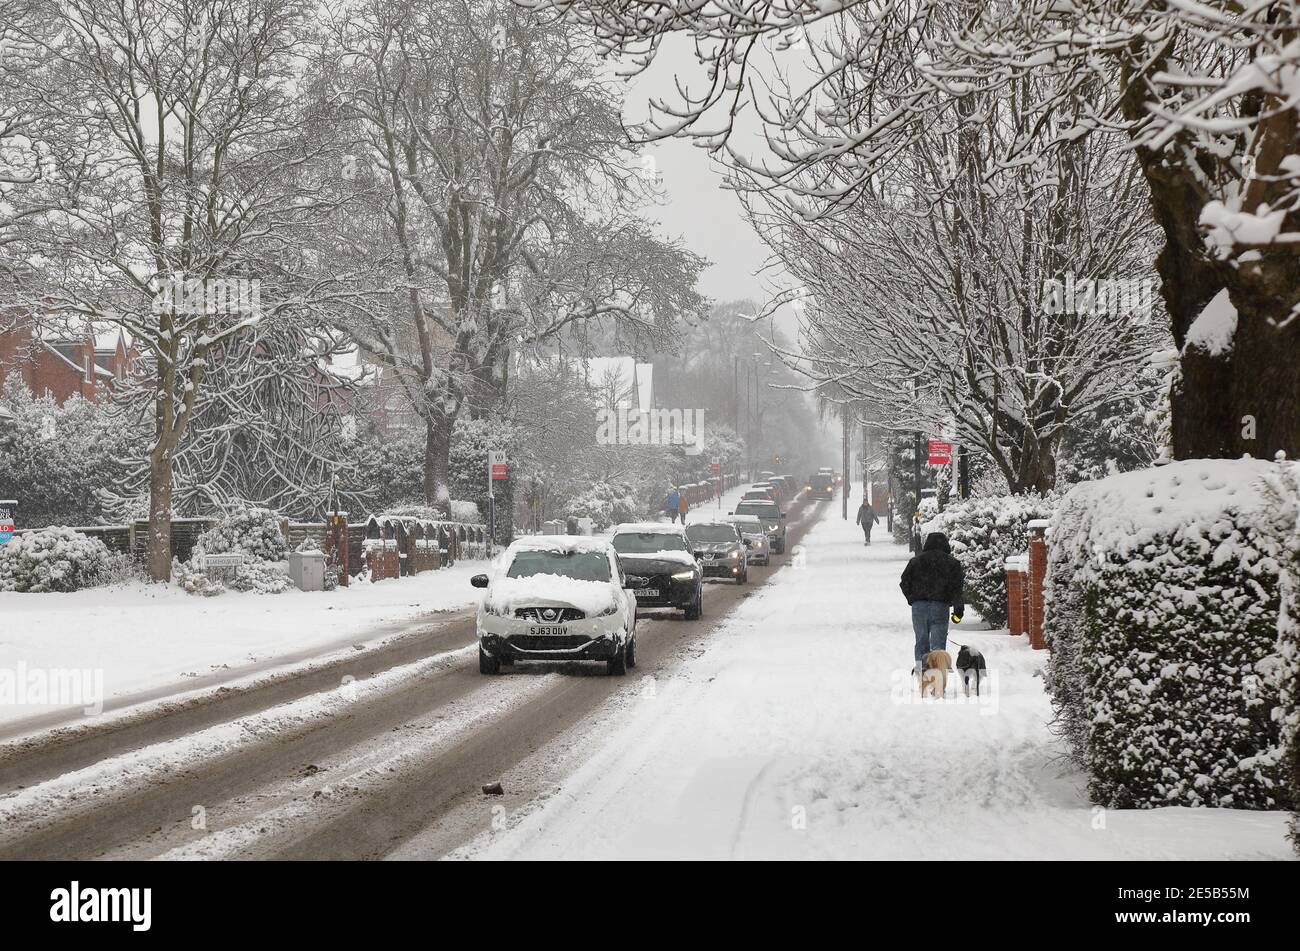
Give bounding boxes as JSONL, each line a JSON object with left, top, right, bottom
{"left": 0, "top": 312, "right": 134, "bottom": 404}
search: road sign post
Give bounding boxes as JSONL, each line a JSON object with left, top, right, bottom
{"left": 710, "top": 457, "right": 721, "bottom": 508}
{"left": 487, "top": 450, "right": 508, "bottom": 550}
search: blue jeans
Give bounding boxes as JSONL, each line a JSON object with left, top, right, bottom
{"left": 912, "top": 600, "right": 950, "bottom": 666}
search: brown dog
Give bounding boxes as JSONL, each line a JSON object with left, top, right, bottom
{"left": 920, "top": 649, "right": 953, "bottom": 699}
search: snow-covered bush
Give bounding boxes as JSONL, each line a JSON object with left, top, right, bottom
{"left": 173, "top": 557, "right": 224, "bottom": 597}
{"left": 922, "top": 493, "right": 1055, "bottom": 626}
{"left": 449, "top": 499, "right": 480, "bottom": 523}
{"left": 0, "top": 378, "right": 142, "bottom": 527}
{"left": 0, "top": 527, "right": 121, "bottom": 592}
{"left": 229, "top": 560, "right": 293, "bottom": 594}
{"left": 565, "top": 482, "right": 642, "bottom": 531}
{"left": 1044, "top": 459, "right": 1293, "bottom": 811}
{"left": 194, "top": 506, "right": 288, "bottom": 564}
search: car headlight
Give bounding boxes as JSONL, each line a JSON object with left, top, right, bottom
{"left": 482, "top": 600, "right": 508, "bottom": 617}
{"left": 728, "top": 549, "right": 741, "bottom": 559}
{"left": 595, "top": 601, "right": 618, "bottom": 617}
{"left": 671, "top": 570, "right": 697, "bottom": 581}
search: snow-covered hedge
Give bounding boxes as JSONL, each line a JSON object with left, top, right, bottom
{"left": 565, "top": 482, "right": 642, "bottom": 531}
{"left": 1264, "top": 465, "right": 1300, "bottom": 852}
{"left": 194, "top": 506, "right": 288, "bottom": 564}
{"left": 0, "top": 527, "right": 122, "bottom": 592}
{"left": 1043, "top": 459, "right": 1293, "bottom": 811}
{"left": 922, "top": 494, "right": 1055, "bottom": 627}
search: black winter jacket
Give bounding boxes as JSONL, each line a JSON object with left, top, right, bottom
{"left": 900, "top": 532, "right": 965, "bottom": 617}
{"left": 855, "top": 504, "right": 878, "bottom": 527}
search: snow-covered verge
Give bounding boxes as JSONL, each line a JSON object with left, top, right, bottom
{"left": 454, "top": 511, "right": 1292, "bottom": 860}
{"left": 0, "top": 561, "right": 482, "bottom": 731}
{"left": 923, "top": 493, "right": 1055, "bottom": 626}
{"left": 1044, "top": 459, "right": 1294, "bottom": 814}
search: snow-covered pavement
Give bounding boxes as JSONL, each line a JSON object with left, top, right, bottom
{"left": 460, "top": 509, "right": 1293, "bottom": 860}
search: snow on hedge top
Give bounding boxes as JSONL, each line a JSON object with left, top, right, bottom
{"left": 1055, "top": 458, "right": 1277, "bottom": 559}
{"left": 1183, "top": 288, "right": 1238, "bottom": 357}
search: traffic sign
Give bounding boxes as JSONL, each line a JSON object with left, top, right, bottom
{"left": 488, "top": 449, "right": 508, "bottom": 481}
{"left": 927, "top": 440, "right": 953, "bottom": 465}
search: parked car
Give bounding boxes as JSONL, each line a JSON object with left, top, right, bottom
{"left": 766, "top": 476, "right": 790, "bottom": 499}
{"left": 806, "top": 471, "right": 835, "bottom": 500}
{"left": 685, "top": 521, "right": 748, "bottom": 583}
{"left": 729, "top": 499, "right": 787, "bottom": 553}
{"left": 610, "top": 523, "right": 704, "bottom": 619}
{"left": 726, "top": 513, "right": 770, "bottom": 565}
{"left": 758, "top": 470, "right": 776, "bottom": 482}
{"left": 472, "top": 537, "right": 636, "bottom": 676}
{"left": 741, "top": 488, "right": 775, "bottom": 503}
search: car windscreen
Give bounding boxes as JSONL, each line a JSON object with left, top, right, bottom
{"left": 612, "top": 532, "right": 689, "bottom": 554}
{"left": 506, "top": 549, "right": 611, "bottom": 582}
{"left": 735, "top": 502, "right": 780, "bottom": 519}
{"left": 686, "top": 525, "right": 738, "bottom": 544}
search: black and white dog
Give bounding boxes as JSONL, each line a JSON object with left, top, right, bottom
{"left": 955, "top": 644, "right": 987, "bottom": 697}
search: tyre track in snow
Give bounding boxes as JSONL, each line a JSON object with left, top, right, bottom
{"left": 0, "top": 494, "right": 829, "bottom": 860}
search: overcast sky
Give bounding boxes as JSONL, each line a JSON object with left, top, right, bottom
{"left": 620, "top": 37, "right": 795, "bottom": 333}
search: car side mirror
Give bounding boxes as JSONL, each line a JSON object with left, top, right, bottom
{"left": 743, "top": 539, "right": 751, "bottom": 547}
{"left": 470, "top": 573, "right": 489, "bottom": 588}
{"left": 727, "top": 511, "right": 733, "bottom": 515}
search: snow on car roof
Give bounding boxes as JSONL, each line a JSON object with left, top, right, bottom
{"left": 508, "top": 535, "right": 615, "bottom": 554}
{"left": 611, "top": 522, "right": 687, "bottom": 535}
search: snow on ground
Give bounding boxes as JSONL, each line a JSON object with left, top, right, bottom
{"left": 458, "top": 510, "right": 1293, "bottom": 860}
{"left": 0, "top": 561, "right": 483, "bottom": 730}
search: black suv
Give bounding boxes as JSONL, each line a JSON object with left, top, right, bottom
{"left": 611, "top": 524, "right": 704, "bottom": 619}
{"left": 806, "top": 471, "right": 835, "bottom": 500}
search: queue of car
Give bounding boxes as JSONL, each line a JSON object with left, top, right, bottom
{"left": 471, "top": 470, "right": 833, "bottom": 676}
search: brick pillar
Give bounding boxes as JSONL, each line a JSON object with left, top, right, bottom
{"left": 325, "top": 512, "right": 349, "bottom": 587}
{"left": 406, "top": 529, "right": 420, "bottom": 575}
{"left": 1005, "top": 557, "right": 1025, "bottom": 636}
{"left": 1027, "top": 521, "right": 1048, "bottom": 650}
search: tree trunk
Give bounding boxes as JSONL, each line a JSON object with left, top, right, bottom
{"left": 1172, "top": 263, "right": 1300, "bottom": 459}
{"left": 146, "top": 448, "right": 173, "bottom": 582}
{"left": 423, "top": 413, "right": 454, "bottom": 513}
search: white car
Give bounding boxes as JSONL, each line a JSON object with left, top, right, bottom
{"left": 472, "top": 536, "right": 637, "bottom": 676}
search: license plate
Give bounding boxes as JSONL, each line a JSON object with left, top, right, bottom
{"left": 528, "top": 625, "right": 568, "bottom": 636}
{"left": 636, "top": 588, "right": 659, "bottom": 598}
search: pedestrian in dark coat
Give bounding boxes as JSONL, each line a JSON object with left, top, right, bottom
{"left": 855, "top": 500, "right": 879, "bottom": 545}
{"left": 900, "top": 531, "right": 965, "bottom": 666}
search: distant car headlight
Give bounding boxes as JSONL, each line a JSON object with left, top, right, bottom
{"left": 671, "top": 570, "right": 697, "bottom": 581}
{"left": 595, "top": 601, "right": 619, "bottom": 617}
{"left": 728, "top": 548, "right": 741, "bottom": 559}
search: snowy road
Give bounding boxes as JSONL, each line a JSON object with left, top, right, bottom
{"left": 452, "top": 510, "right": 1293, "bottom": 861}
{"left": 1, "top": 493, "right": 1289, "bottom": 860}
{"left": 0, "top": 494, "right": 830, "bottom": 860}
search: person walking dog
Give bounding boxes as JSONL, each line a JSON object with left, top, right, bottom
{"left": 900, "top": 531, "right": 965, "bottom": 668}
{"left": 855, "top": 498, "right": 879, "bottom": 545}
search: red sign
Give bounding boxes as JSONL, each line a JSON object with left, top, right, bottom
{"left": 927, "top": 440, "right": 953, "bottom": 465}
{"left": 491, "top": 464, "right": 507, "bottom": 480}
{"left": 488, "top": 450, "right": 508, "bottom": 481}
